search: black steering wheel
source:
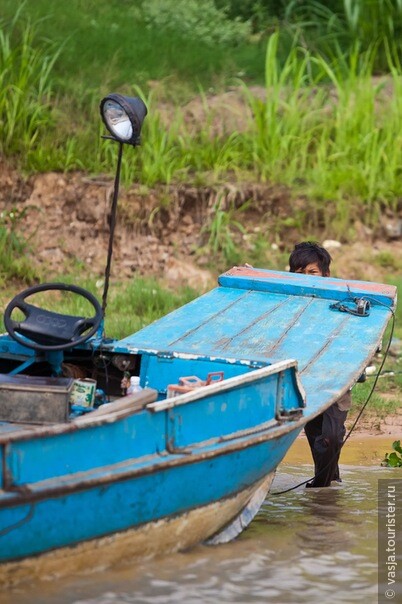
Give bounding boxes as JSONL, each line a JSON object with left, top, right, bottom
{"left": 4, "top": 283, "right": 103, "bottom": 352}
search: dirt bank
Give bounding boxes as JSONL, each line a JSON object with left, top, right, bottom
{"left": 346, "top": 408, "right": 402, "bottom": 436}
{"left": 1, "top": 160, "right": 402, "bottom": 290}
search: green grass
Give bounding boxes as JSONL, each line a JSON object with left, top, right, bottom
{"left": 0, "top": 7, "right": 59, "bottom": 162}
{"left": 0, "top": 207, "right": 39, "bottom": 286}
{"left": 104, "top": 276, "right": 198, "bottom": 338}
{"left": 2, "top": 10, "right": 402, "bottom": 240}
{"left": 352, "top": 377, "right": 400, "bottom": 418}
{"left": 351, "top": 277, "right": 402, "bottom": 419}
{"left": 0, "top": 0, "right": 264, "bottom": 96}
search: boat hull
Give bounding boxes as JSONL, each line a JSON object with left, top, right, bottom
{"left": 0, "top": 472, "right": 274, "bottom": 586}
{"left": 0, "top": 424, "right": 299, "bottom": 568}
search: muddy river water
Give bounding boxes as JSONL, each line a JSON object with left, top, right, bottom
{"left": 2, "top": 435, "right": 401, "bottom": 604}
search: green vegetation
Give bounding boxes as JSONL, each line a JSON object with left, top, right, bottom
{"left": 104, "top": 276, "right": 197, "bottom": 338}
{"left": 1, "top": 2, "right": 402, "bottom": 238}
{"left": 382, "top": 440, "right": 402, "bottom": 467}
{"left": 350, "top": 277, "right": 402, "bottom": 423}
{"left": 352, "top": 376, "right": 400, "bottom": 419}
{"left": 0, "top": 8, "right": 59, "bottom": 162}
{"left": 201, "top": 196, "right": 248, "bottom": 266}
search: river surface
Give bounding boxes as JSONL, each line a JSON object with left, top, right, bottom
{"left": 1, "top": 435, "right": 400, "bottom": 604}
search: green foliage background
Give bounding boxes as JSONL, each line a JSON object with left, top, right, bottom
{"left": 2, "top": 0, "right": 402, "bottom": 215}
{"left": 2, "top": 1, "right": 402, "bottom": 268}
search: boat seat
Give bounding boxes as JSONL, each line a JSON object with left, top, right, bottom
{"left": 73, "top": 387, "right": 158, "bottom": 423}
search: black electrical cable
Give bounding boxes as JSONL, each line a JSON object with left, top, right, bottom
{"left": 271, "top": 298, "right": 396, "bottom": 496}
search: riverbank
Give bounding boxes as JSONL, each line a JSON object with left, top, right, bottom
{"left": 346, "top": 407, "right": 402, "bottom": 436}
{"left": 287, "top": 432, "right": 398, "bottom": 466}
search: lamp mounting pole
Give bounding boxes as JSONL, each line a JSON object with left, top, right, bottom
{"left": 102, "top": 139, "right": 124, "bottom": 319}
{"left": 99, "top": 92, "right": 147, "bottom": 328}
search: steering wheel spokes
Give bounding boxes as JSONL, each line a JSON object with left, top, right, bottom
{"left": 4, "top": 283, "right": 103, "bottom": 352}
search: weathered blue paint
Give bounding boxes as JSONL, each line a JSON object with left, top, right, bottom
{"left": 118, "top": 268, "right": 396, "bottom": 418}
{"left": 0, "top": 362, "right": 303, "bottom": 562}
{"left": 219, "top": 267, "right": 396, "bottom": 307}
{"left": 3, "top": 408, "right": 166, "bottom": 485}
{"left": 0, "top": 267, "right": 396, "bottom": 567}
{"left": 1, "top": 426, "right": 299, "bottom": 562}
{"left": 139, "top": 354, "right": 263, "bottom": 399}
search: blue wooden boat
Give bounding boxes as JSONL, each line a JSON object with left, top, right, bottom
{"left": 0, "top": 266, "right": 396, "bottom": 583}
{"left": 0, "top": 94, "right": 397, "bottom": 581}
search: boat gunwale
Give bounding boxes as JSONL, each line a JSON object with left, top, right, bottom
{"left": 0, "top": 387, "right": 158, "bottom": 444}
{"left": 0, "top": 414, "right": 300, "bottom": 508}
{"left": 220, "top": 267, "right": 398, "bottom": 308}
{"left": 0, "top": 360, "right": 303, "bottom": 444}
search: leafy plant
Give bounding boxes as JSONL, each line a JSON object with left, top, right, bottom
{"left": 382, "top": 440, "right": 402, "bottom": 467}
{"left": 141, "top": 0, "right": 251, "bottom": 47}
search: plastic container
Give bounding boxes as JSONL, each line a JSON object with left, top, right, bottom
{"left": 127, "top": 376, "right": 142, "bottom": 395}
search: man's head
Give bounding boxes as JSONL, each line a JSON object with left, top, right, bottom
{"left": 288, "top": 241, "right": 331, "bottom": 277}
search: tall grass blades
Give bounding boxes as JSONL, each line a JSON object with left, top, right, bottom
{"left": 283, "top": 0, "right": 402, "bottom": 72}
{"left": 0, "top": 208, "right": 38, "bottom": 286}
{"left": 343, "top": 0, "right": 402, "bottom": 70}
{"left": 0, "top": 13, "right": 59, "bottom": 162}
{"left": 202, "top": 194, "right": 247, "bottom": 267}
{"left": 241, "top": 33, "right": 402, "bottom": 233}
{"left": 3, "top": 2, "right": 402, "bottom": 241}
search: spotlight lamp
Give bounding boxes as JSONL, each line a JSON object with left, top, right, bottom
{"left": 99, "top": 92, "right": 147, "bottom": 317}
{"left": 100, "top": 93, "right": 147, "bottom": 146}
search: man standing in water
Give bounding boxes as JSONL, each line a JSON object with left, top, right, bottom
{"left": 288, "top": 241, "right": 351, "bottom": 487}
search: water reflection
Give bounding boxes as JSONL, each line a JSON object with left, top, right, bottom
{"left": 297, "top": 488, "right": 353, "bottom": 553}
{"left": 1, "top": 436, "right": 399, "bottom": 604}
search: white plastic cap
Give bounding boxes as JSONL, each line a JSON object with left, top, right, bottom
{"left": 130, "top": 376, "right": 140, "bottom": 385}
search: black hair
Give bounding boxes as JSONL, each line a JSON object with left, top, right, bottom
{"left": 288, "top": 241, "right": 332, "bottom": 275}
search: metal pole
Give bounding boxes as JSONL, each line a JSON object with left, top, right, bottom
{"left": 102, "top": 140, "right": 123, "bottom": 318}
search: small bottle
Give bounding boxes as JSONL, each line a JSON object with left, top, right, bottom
{"left": 127, "top": 375, "right": 142, "bottom": 395}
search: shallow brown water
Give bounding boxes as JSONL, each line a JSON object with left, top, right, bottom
{"left": 1, "top": 435, "right": 400, "bottom": 604}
